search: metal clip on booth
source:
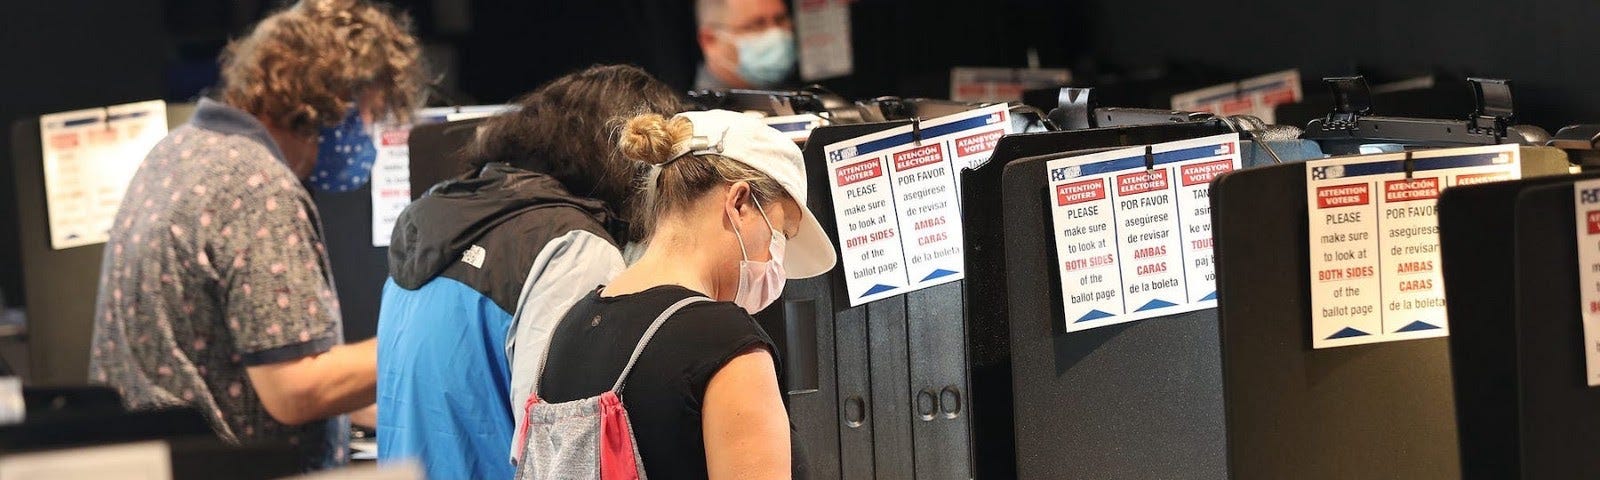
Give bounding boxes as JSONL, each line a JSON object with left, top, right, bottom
{"left": 1208, "top": 75, "right": 1577, "bottom": 480}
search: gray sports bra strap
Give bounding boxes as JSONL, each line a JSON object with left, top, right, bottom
{"left": 612, "top": 296, "right": 712, "bottom": 393}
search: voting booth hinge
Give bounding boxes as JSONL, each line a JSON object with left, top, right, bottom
{"left": 1143, "top": 145, "right": 1155, "bottom": 171}
{"left": 1468, "top": 78, "right": 1515, "bottom": 142}
{"left": 1403, "top": 150, "right": 1416, "bottom": 179}
{"left": 910, "top": 117, "right": 923, "bottom": 145}
{"left": 1049, "top": 87, "right": 1097, "bottom": 130}
{"left": 1323, "top": 76, "right": 1374, "bottom": 129}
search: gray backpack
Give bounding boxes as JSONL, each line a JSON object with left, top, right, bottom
{"left": 511, "top": 296, "right": 710, "bottom": 480}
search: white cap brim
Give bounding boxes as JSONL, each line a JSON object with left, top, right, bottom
{"left": 784, "top": 204, "right": 836, "bottom": 279}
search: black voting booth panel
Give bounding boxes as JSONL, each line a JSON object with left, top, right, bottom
{"left": 1438, "top": 175, "right": 1600, "bottom": 479}
{"left": 0, "top": 407, "right": 210, "bottom": 451}
{"left": 2, "top": 411, "right": 303, "bottom": 480}
{"left": 311, "top": 186, "right": 386, "bottom": 341}
{"left": 1210, "top": 162, "right": 1460, "bottom": 480}
{"left": 963, "top": 122, "right": 1235, "bottom": 479}
{"left": 10, "top": 119, "right": 102, "bottom": 384}
{"left": 1509, "top": 183, "right": 1600, "bottom": 478}
{"left": 783, "top": 121, "right": 973, "bottom": 480}
{"left": 406, "top": 117, "right": 489, "bottom": 200}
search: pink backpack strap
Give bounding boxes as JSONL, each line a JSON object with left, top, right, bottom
{"left": 597, "top": 391, "right": 638, "bottom": 480}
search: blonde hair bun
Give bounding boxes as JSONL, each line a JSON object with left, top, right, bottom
{"left": 619, "top": 113, "right": 693, "bottom": 165}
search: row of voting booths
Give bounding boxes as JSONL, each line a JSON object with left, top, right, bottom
{"left": 7, "top": 73, "right": 1600, "bottom": 478}
{"left": 661, "top": 77, "right": 1600, "bottom": 479}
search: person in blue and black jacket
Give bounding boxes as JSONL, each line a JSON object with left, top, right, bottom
{"left": 375, "top": 64, "right": 684, "bottom": 479}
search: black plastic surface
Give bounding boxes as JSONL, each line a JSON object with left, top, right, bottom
{"left": 905, "top": 282, "right": 969, "bottom": 479}
{"left": 1510, "top": 183, "right": 1600, "bottom": 479}
{"left": 799, "top": 122, "right": 905, "bottom": 479}
{"left": 800, "top": 121, "right": 974, "bottom": 479}
{"left": 999, "top": 151, "right": 1227, "bottom": 480}
{"left": 1211, "top": 162, "right": 1460, "bottom": 480}
{"left": 756, "top": 274, "right": 841, "bottom": 479}
{"left": 0, "top": 407, "right": 210, "bottom": 451}
{"left": 11, "top": 120, "right": 101, "bottom": 384}
{"left": 1437, "top": 175, "right": 1599, "bottom": 479}
{"left": 310, "top": 186, "right": 385, "bottom": 341}
{"left": 407, "top": 118, "right": 487, "bottom": 199}
{"left": 961, "top": 121, "right": 1233, "bottom": 479}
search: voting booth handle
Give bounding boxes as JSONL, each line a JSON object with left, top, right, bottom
{"left": 1049, "top": 87, "right": 1097, "bottom": 130}
{"left": 1323, "top": 76, "right": 1374, "bottom": 128}
{"left": 1468, "top": 78, "right": 1514, "bottom": 142}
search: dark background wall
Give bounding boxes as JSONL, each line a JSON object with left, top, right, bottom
{"left": 1078, "top": 0, "right": 1600, "bottom": 131}
{"left": 4, "top": 0, "right": 1600, "bottom": 381}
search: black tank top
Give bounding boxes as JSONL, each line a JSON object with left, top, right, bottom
{"left": 538, "top": 285, "right": 809, "bottom": 479}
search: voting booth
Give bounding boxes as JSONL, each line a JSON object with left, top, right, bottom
{"left": 9, "top": 101, "right": 175, "bottom": 385}
{"left": 963, "top": 117, "right": 1316, "bottom": 479}
{"left": 1436, "top": 175, "right": 1600, "bottom": 479}
{"left": 11, "top": 68, "right": 1600, "bottom": 479}
{"left": 766, "top": 100, "right": 1049, "bottom": 478}
{"left": 1206, "top": 77, "right": 1576, "bottom": 479}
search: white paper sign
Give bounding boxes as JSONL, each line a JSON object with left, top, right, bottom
{"left": 1572, "top": 179, "right": 1600, "bottom": 387}
{"left": 1046, "top": 134, "right": 1240, "bottom": 332}
{"left": 1171, "top": 70, "right": 1301, "bottom": 124}
{"left": 1306, "top": 144, "right": 1520, "bottom": 349}
{"left": 371, "top": 125, "right": 412, "bottom": 247}
{"left": 823, "top": 105, "right": 1012, "bottom": 306}
{"left": 369, "top": 106, "right": 514, "bottom": 247}
{"left": 950, "top": 67, "right": 1071, "bottom": 103}
{"left": 795, "top": 0, "right": 853, "bottom": 81}
{"left": 436, "top": 104, "right": 516, "bottom": 123}
{"left": 38, "top": 100, "right": 168, "bottom": 250}
{"left": 0, "top": 441, "right": 171, "bottom": 480}
{"left": 0, "top": 377, "right": 21, "bottom": 425}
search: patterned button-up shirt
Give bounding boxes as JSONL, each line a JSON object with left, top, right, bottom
{"left": 89, "top": 98, "right": 348, "bottom": 471}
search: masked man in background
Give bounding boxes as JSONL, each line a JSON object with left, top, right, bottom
{"left": 694, "top": 0, "right": 797, "bottom": 90}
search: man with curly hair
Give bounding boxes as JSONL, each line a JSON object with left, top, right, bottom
{"left": 87, "top": 0, "right": 426, "bottom": 471}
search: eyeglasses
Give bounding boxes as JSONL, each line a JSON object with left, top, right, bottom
{"left": 712, "top": 12, "right": 792, "bottom": 36}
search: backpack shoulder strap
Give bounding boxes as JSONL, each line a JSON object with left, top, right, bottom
{"left": 611, "top": 295, "right": 712, "bottom": 393}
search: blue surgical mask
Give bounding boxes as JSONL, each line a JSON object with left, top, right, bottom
{"left": 733, "top": 27, "right": 796, "bottom": 87}
{"left": 312, "top": 108, "right": 378, "bottom": 192}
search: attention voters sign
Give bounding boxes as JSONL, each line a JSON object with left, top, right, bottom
{"left": 824, "top": 104, "right": 1012, "bottom": 307}
{"left": 1045, "top": 133, "right": 1240, "bottom": 332}
{"left": 1305, "top": 144, "right": 1519, "bottom": 349}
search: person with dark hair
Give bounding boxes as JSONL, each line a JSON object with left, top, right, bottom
{"left": 375, "top": 64, "right": 685, "bottom": 479}
{"left": 89, "top": 0, "right": 425, "bottom": 472}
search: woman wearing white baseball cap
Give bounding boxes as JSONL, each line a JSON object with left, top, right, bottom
{"left": 527, "top": 109, "right": 833, "bottom": 478}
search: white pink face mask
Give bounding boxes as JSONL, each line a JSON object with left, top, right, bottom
{"left": 729, "top": 196, "right": 787, "bottom": 314}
